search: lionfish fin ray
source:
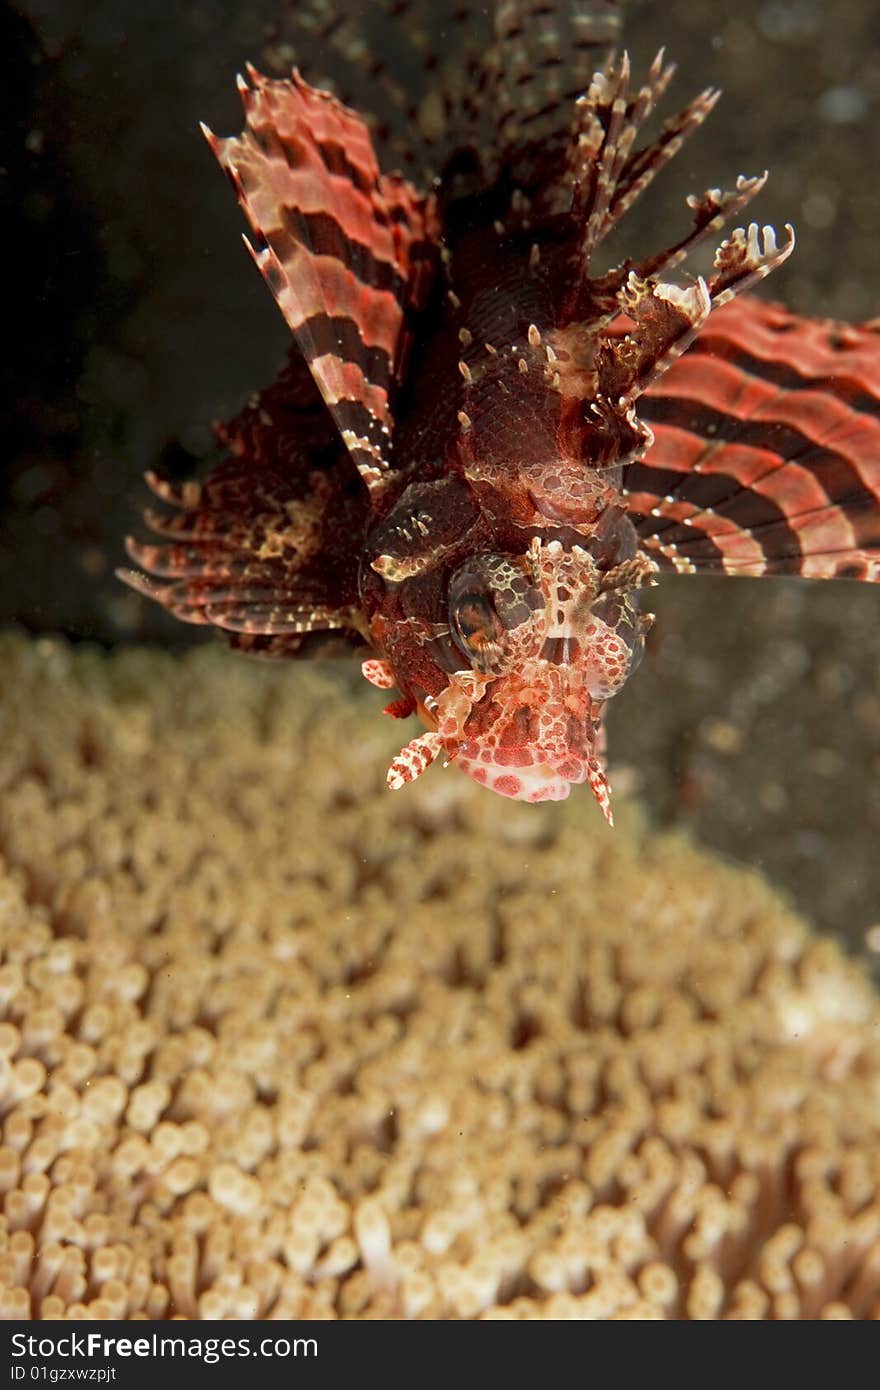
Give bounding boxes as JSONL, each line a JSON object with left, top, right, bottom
{"left": 559, "top": 51, "right": 791, "bottom": 371}
{"left": 635, "top": 173, "right": 769, "bottom": 282}
{"left": 566, "top": 50, "right": 718, "bottom": 265}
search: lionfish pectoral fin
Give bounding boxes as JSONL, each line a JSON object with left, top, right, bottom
{"left": 626, "top": 297, "right": 880, "bottom": 582}
{"left": 122, "top": 347, "right": 370, "bottom": 647}
{"left": 204, "top": 68, "right": 440, "bottom": 495}
{"left": 119, "top": 539, "right": 364, "bottom": 637}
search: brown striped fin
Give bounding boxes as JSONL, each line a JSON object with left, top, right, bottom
{"left": 271, "top": 2, "right": 622, "bottom": 185}
{"left": 203, "top": 68, "right": 439, "bottom": 494}
{"left": 273, "top": 0, "right": 623, "bottom": 187}
{"left": 266, "top": 0, "right": 489, "bottom": 180}
{"left": 624, "top": 297, "right": 880, "bottom": 582}
{"left": 490, "top": 0, "right": 622, "bottom": 168}
{"left": 120, "top": 347, "right": 371, "bottom": 647}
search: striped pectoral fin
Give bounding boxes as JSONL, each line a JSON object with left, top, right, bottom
{"left": 119, "top": 559, "right": 362, "bottom": 636}
{"left": 120, "top": 526, "right": 365, "bottom": 640}
{"left": 624, "top": 297, "right": 880, "bottom": 581}
{"left": 204, "top": 68, "right": 439, "bottom": 493}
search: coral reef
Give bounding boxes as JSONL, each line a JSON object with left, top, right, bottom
{"left": 1, "top": 633, "right": 879, "bottom": 1319}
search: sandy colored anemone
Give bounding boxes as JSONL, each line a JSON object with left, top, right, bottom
{"left": 0, "top": 634, "right": 879, "bottom": 1319}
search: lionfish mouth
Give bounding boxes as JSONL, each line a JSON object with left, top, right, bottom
{"left": 384, "top": 670, "right": 613, "bottom": 820}
{"left": 454, "top": 752, "right": 580, "bottom": 804}
{"left": 386, "top": 724, "right": 611, "bottom": 818}
{"left": 451, "top": 664, "right": 614, "bottom": 816}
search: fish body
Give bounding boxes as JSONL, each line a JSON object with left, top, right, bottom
{"left": 122, "top": 1, "right": 880, "bottom": 819}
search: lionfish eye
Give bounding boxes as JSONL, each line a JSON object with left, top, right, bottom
{"left": 448, "top": 553, "right": 534, "bottom": 675}
{"left": 449, "top": 584, "right": 506, "bottom": 673}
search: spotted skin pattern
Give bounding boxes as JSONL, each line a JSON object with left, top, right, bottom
{"left": 122, "top": 1, "right": 880, "bottom": 820}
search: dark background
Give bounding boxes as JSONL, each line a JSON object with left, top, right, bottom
{"left": 5, "top": 0, "right": 880, "bottom": 949}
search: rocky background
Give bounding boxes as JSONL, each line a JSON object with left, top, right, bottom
{"left": 5, "top": 0, "right": 880, "bottom": 949}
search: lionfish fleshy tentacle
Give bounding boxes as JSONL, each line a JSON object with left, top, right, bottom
{"left": 387, "top": 731, "right": 446, "bottom": 789}
{"left": 587, "top": 757, "right": 613, "bottom": 827}
{"left": 625, "top": 298, "right": 880, "bottom": 582}
{"left": 361, "top": 657, "right": 396, "bottom": 689}
{"left": 202, "top": 68, "right": 439, "bottom": 495}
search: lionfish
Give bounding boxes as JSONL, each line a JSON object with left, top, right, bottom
{"left": 121, "top": 0, "right": 880, "bottom": 820}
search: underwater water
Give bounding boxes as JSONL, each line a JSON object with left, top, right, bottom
{"left": 4, "top": 0, "right": 880, "bottom": 1319}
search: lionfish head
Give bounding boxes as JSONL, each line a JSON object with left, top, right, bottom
{"left": 386, "top": 538, "right": 655, "bottom": 820}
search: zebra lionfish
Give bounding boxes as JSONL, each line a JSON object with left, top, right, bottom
{"left": 121, "top": 0, "right": 880, "bottom": 821}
